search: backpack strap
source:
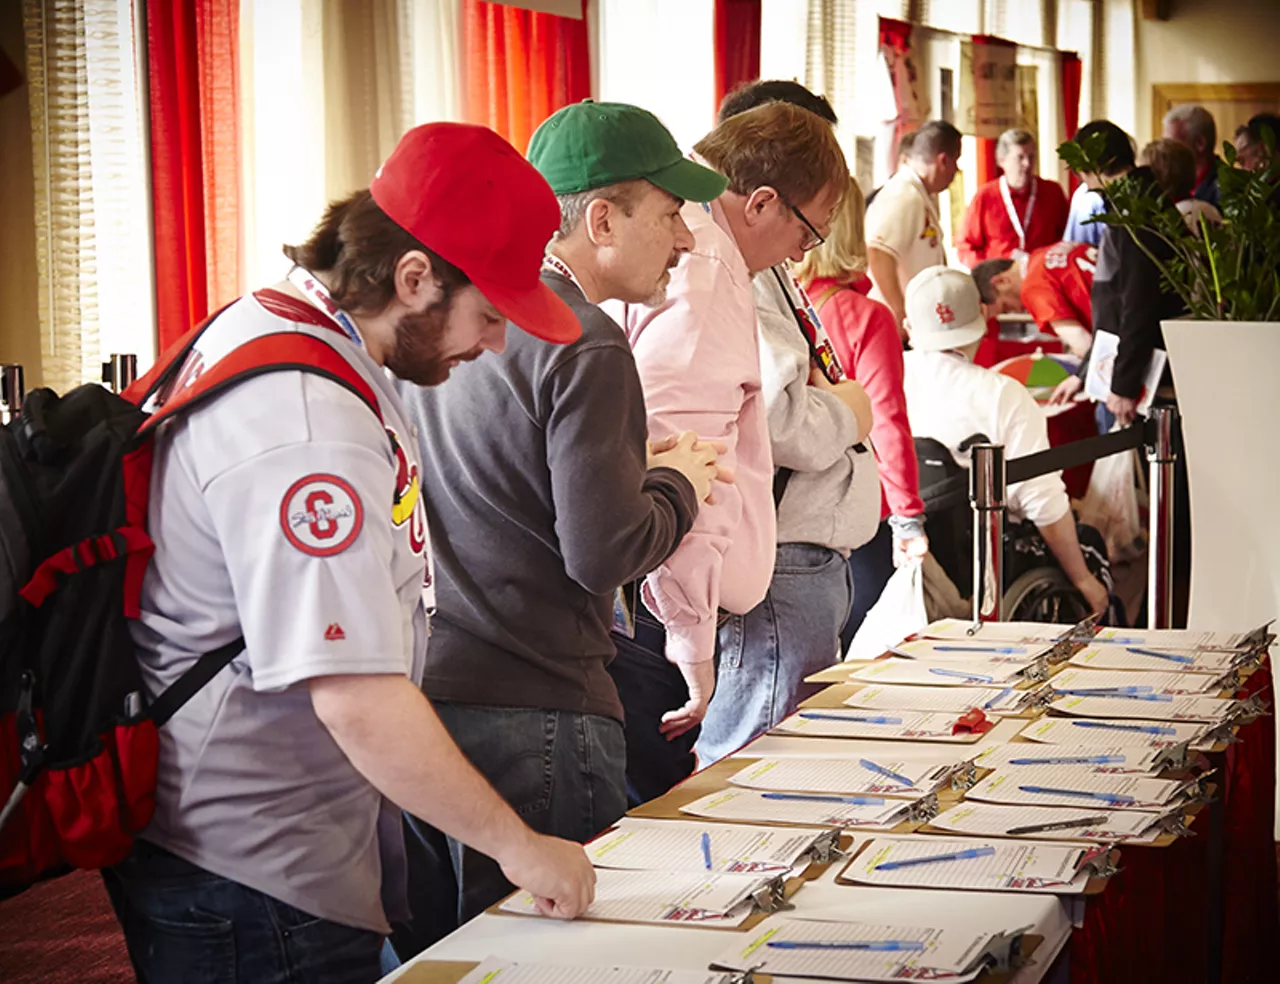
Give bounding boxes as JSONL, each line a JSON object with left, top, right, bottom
{"left": 147, "top": 637, "right": 247, "bottom": 727}
{"left": 808, "top": 283, "right": 845, "bottom": 312}
{"left": 123, "top": 302, "right": 237, "bottom": 408}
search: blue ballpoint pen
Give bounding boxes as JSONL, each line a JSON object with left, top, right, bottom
{"left": 929, "top": 667, "right": 996, "bottom": 683}
{"left": 859, "top": 758, "right": 914, "bottom": 787}
{"left": 761, "top": 792, "right": 886, "bottom": 806}
{"left": 1126, "top": 647, "right": 1196, "bottom": 665}
{"left": 700, "top": 831, "right": 713, "bottom": 871}
{"left": 1019, "top": 784, "right": 1136, "bottom": 805}
{"left": 1055, "top": 685, "right": 1154, "bottom": 695}
{"left": 799, "top": 711, "right": 904, "bottom": 725}
{"left": 767, "top": 940, "right": 927, "bottom": 952}
{"left": 983, "top": 686, "right": 1014, "bottom": 710}
{"left": 1072, "top": 720, "right": 1178, "bottom": 736}
{"left": 931, "top": 645, "right": 1027, "bottom": 654}
{"left": 1057, "top": 690, "right": 1173, "bottom": 702}
{"left": 1008, "top": 755, "right": 1126, "bottom": 765}
{"left": 875, "top": 846, "right": 996, "bottom": 871}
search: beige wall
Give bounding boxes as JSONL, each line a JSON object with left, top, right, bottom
{"left": 1134, "top": 0, "right": 1280, "bottom": 139}
{"left": 0, "top": 1, "right": 41, "bottom": 388}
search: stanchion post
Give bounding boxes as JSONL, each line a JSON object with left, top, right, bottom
{"left": 102, "top": 353, "right": 138, "bottom": 394}
{"left": 1, "top": 364, "right": 24, "bottom": 425}
{"left": 970, "top": 443, "right": 1007, "bottom": 623}
{"left": 1146, "top": 406, "right": 1178, "bottom": 630}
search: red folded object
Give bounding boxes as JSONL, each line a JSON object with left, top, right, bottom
{"left": 954, "top": 708, "right": 995, "bottom": 734}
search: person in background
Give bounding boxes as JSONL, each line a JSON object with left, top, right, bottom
{"left": 1162, "top": 104, "right": 1222, "bottom": 206}
{"left": 607, "top": 101, "right": 848, "bottom": 803}
{"left": 796, "top": 173, "right": 927, "bottom": 649}
{"left": 1140, "top": 137, "right": 1223, "bottom": 234}
{"left": 971, "top": 241, "right": 1096, "bottom": 358}
{"left": 956, "top": 129, "right": 1069, "bottom": 269}
{"left": 693, "top": 80, "right": 876, "bottom": 767}
{"left": 865, "top": 130, "right": 917, "bottom": 208}
{"left": 865, "top": 120, "right": 962, "bottom": 336}
{"left": 901, "top": 267, "right": 1109, "bottom": 617}
{"left": 1064, "top": 120, "right": 1135, "bottom": 245}
{"left": 393, "top": 103, "right": 728, "bottom": 948}
{"left": 1234, "top": 113, "right": 1280, "bottom": 173}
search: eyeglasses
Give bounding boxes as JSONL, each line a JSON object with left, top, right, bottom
{"left": 784, "top": 199, "right": 826, "bottom": 252}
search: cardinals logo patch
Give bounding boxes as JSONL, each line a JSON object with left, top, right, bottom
{"left": 388, "top": 427, "right": 428, "bottom": 556}
{"left": 935, "top": 302, "right": 955, "bottom": 325}
{"left": 280, "top": 474, "right": 364, "bottom": 557}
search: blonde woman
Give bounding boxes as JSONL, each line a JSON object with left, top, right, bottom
{"left": 796, "top": 174, "right": 927, "bottom": 646}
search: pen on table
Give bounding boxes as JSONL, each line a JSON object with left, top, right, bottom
{"left": 1018, "top": 785, "right": 1136, "bottom": 805}
{"left": 874, "top": 846, "right": 996, "bottom": 870}
{"left": 761, "top": 792, "right": 886, "bottom": 806}
{"left": 1056, "top": 690, "right": 1174, "bottom": 702}
{"left": 931, "top": 645, "right": 1027, "bottom": 654}
{"left": 1053, "top": 686, "right": 1154, "bottom": 695}
{"left": 983, "top": 686, "right": 1014, "bottom": 710}
{"left": 700, "top": 831, "right": 713, "bottom": 871}
{"left": 1006, "top": 815, "right": 1111, "bottom": 836}
{"left": 1008, "top": 755, "right": 1126, "bottom": 765}
{"left": 859, "top": 758, "right": 915, "bottom": 787}
{"left": 1072, "top": 720, "right": 1178, "bottom": 736}
{"left": 1126, "top": 647, "right": 1196, "bottom": 665}
{"left": 929, "top": 667, "right": 996, "bottom": 683}
{"left": 767, "top": 940, "right": 927, "bottom": 952}
{"left": 799, "top": 711, "right": 904, "bottom": 725}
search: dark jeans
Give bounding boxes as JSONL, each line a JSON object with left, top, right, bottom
{"left": 609, "top": 607, "right": 702, "bottom": 807}
{"left": 103, "top": 840, "right": 383, "bottom": 984}
{"left": 392, "top": 702, "right": 626, "bottom": 959}
{"left": 841, "top": 520, "right": 895, "bottom": 652}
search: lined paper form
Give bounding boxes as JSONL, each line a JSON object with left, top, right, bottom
{"left": 1092, "top": 627, "right": 1261, "bottom": 651}
{"left": 1047, "top": 693, "right": 1238, "bottom": 722}
{"left": 678, "top": 786, "right": 914, "bottom": 829}
{"left": 972, "top": 743, "right": 1164, "bottom": 774}
{"left": 588, "top": 818, "right": 824, "bottom": 874}
{"left": 727, "top": 756, "right": 959, "bottom": 796}
{"left": 1018, "top": 716, "right": 1206, "bottom": 747}
{"left": 457, "top": 959, "right": 732, "bottom": 984}
{"left": 966, "top": 766, "right": 1192, "bottom": 810}
{"left": 774, "top": 708, "right": 985, "bottom": 742}
{"left": 930, "top": 802, "right": 1167, "bottom": 842}
{"left": 1068, "top": 645, "right": 1240, "bottom": 673}
{"left": 1048, "top": 667, "right": 1224, "bottom": 695}
{"left": 849, "top": 658, "right": 1032, "bottom": 687}
{"left": 917, "top": 619, "right": 1075, "bottom": 644}
{"left": 890, "top": 638, "right": 1055, "bottom": 663}
{"left": 843, "top": 684, "right": 1030, "bottom": 715}
{"left": 499, "top": 868, "right": 770, "bottom": 926}
{"left": 711, "top": 918, "right": 994, "bottom": 981}
{"left": 846, "top": 837, "right": 1090, "bottom": 893}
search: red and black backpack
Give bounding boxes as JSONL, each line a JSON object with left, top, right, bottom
{"left": 0, "top": 309, "right": 382, "bottom": 897}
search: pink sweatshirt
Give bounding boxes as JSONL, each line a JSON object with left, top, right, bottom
{"left": 611, "top": 199, "right": 776, "bottom": 665}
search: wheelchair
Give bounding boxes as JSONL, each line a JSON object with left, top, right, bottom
{"left": 916, "top": 436, "right": 1114, "bottom": 624}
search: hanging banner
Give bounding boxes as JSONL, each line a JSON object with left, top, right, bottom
{"left": 958, "top": 38, "right": 1017, "bottom": 139}
{"left": 878, "top": 17, "right": 928, "bottom": 138}
{"left": 1017, "top": 64, "right": 1039, "bottom": 137}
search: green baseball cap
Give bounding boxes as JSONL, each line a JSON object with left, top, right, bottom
{"left": 528, "top": 100, "right": 727, "bottom": 202}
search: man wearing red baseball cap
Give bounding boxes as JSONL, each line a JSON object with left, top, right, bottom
{"left": 102, "top": 123, "right": 594, "bottom": 984}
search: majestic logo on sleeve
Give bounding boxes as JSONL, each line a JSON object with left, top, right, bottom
{"left": 279, "top": 474, "right": 364, "bottom": 557}
{"left": 388, "top": 428, "right": 428, "bottom": 556}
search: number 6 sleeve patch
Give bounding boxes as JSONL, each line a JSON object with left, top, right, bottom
{"left": 279, "top": 473, "right": 364, "bottom": 557}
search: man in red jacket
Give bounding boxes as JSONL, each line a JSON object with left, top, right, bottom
{"left": 957, "top": 129, "right": 1069, "bottom": 269}
{"left": 971, "top": 240, "right": 1096, "bottom": 357}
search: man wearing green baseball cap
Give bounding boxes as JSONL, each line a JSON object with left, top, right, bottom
{"left": 392, "top": 101, "right": 729, "bottom": 947}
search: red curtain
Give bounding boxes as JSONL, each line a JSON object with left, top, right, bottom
{"left": 147, "top": 0, "right": 242, "bottom": 351}
{"left": 462, "top": 0, "right": 591, "bottom": 156}
{"left": 713, "top": 0, "right": 761, "bottom": 113}
{"left": 1060, "top": 51, "right": 1083, "bottom": 193}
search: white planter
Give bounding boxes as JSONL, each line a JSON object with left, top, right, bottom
{"left": 1162, "top": 318, "right": 1280, "bottom": 836}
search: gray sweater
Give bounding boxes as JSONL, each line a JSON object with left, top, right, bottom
{"left": 397, "top": 271, "right": 697, "bottom": 722}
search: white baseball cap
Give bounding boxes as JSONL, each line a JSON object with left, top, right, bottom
{"left": 904, "top": 266, "right": 987, "bottom": 352}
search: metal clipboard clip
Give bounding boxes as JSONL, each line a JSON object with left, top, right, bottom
{"left": 1157, "top": 809, "right": 1194, "bottom": 838}
{"left": 750, "top": 875, "right": 794, "bottom": 915}
{"left": 806, "top": 829, "right": 846, "bottom": 864}
{"left": 1153, "top": 739, "right": 1192, "bottom": 770}
{"left": 1234, "top": 693, "right": 1270, "bottom": 721}
{"left": 949, "top": 760, "right": 980, "bottom": 791}
{"left": 974, "top": 926, "right": 1032, "bottom": 975}
{"left": 1021, "top": 657, "right": 1050, "bottom": 683}
{"left": 1079, "top": 843, "right": 1120, "bottom": 879}
{"left": 725, "top": 971, "right": 759, "bottom": 984}
{"left": 907, "top": 792, "right": 941, "bottom": 822}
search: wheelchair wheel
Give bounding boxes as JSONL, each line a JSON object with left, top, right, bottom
{"left": 1003, "top": 566, "right": 1093, "bottom": 623}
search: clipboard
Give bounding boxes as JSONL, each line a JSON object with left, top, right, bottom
{"left": 917, "top": 796, "right": 1207, "bottom": 848}
{"left": 802, "top": 682, "right": 1049, "bottom": 720}
{"left": 833, "top": 839, "right": 1120, "bottom": 896}
{"left": 700, "top": 754, "right": 973, "bottom": 808}
{"left": 392, "top": 963, "right": 773, "bottom": 984}
{"left": 627, "top": 756, "right": 924, "bottom": 835}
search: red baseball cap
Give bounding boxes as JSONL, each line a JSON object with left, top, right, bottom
{"left": 369, "top": 123, "right": 580, "bottom": 345}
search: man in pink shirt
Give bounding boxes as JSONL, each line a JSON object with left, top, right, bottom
{"left": 607, "top": 102, "right": 848, "bottom": 802}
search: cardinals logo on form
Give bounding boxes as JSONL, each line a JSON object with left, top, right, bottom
{"left": 388, "top": 428, "right": 428, "bottom": 556}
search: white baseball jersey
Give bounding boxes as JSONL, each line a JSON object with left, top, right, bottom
{"left": 130, "top": 287, "right": 431, "bottom": 933}
{"left": 866, "top": 167, "right": 947, "bottom": 302}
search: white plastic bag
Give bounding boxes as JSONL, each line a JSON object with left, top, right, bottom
{"left": 845, "top": 559, "right": 928, "bottom": 661}
{"left": 1076, "top": 447, "right": 1146, "bottom": 563}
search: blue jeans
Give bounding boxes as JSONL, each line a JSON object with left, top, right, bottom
{"left": 103, "top": 840, "right": 383, "bottom": 984}
{"left": 393, "top": 702, "right": 626, "bottom": 957}
{"left": 695, "top": 543, "right": 854, "bottom": 766}
{"left": 841, "top": 520, "right": 895, "bottom": 652}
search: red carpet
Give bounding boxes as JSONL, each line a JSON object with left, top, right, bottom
{"left": 0, "top": 871, "right": 134, "bottom": 983}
